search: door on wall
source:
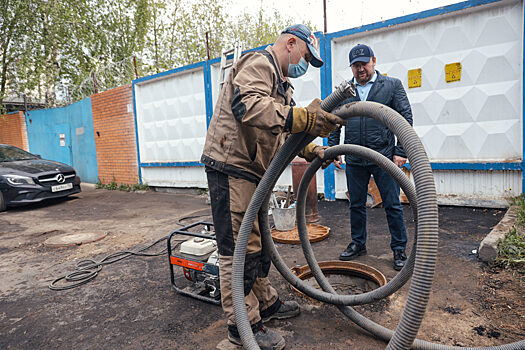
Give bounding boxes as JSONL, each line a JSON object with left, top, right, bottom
{"left": 69, "top": 99, "right": 98, "bottom": 183}
{"left": 53, "top": 123, "right": 73, "bottom": 166}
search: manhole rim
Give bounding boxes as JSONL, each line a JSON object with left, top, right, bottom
{"left": 290, "top": 260, "right": 387, "bottom": 298}
{"left": 270, "top": 223, "right": 330, "bottom": 244}
{"left": 43, "top": 232, "right": 108, "bottom": 247}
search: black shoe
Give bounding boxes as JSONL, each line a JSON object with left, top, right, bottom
{"left": 393, "top": 249, "right": 407, "bottom": 271}
{"left": 262, "top": 300, "right": 300, "bottom": 323}
{"left": 339, "top": 242, "right": 367, "bottom": 261}
{"left": 228, "top": 325, "right": 285, "bottom": 350}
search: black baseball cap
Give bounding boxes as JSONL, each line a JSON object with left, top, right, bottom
{"left": 349, "top": 44, "right": 374, "bottom": 66}
{"left": 282, "top": 24, "right": 323, "bottom": 68}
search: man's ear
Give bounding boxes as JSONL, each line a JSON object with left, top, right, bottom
{"left": 372, "top": 56, "right": 377, "bottom": 64}
{"left": 286, "top": 37, "right": 296, "bottom": 52}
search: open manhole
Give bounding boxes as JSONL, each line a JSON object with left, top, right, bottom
{"left": 290, "top": 260, "right": 387, "bottom": 302}
{"left": 271, "top": 223, "right": 330, "bottom": 244}
{"left": 44, "top": 232, "right": 107, "bottom": 247}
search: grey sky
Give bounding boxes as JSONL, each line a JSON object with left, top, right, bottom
{"left": 228, "top": 0, "right": 459, "bottom": 32}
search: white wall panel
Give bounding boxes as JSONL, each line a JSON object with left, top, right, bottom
{"left": 434, "top": 169, "right": 521, "bottom": 196}
{"left": 288, "top": 65, "right": 323, "bottom": 107}
{"left": 135, "top": 68, "right": 207, "bottom": 163}
{"left": 142, "top": 167, "right": 207, "bottom": 188}
{"left": 331, "top": 0, "right": 523, "bottom": 162}
{"left": 330, "top": 0, "right": 523, "bottom": 204}
{"left": 210, "top": 61, "right": 227, "bottom": 110}
{"left": 334, "top": 168, "right": 521, "bottom": 207}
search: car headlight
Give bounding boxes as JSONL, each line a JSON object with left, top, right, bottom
{"left": 2, "top": 174, "right": 35, "bottom": 185}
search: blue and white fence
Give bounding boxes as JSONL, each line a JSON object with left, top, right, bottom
{"left": 133, "top": 0, "right": 524, "bottom": 207}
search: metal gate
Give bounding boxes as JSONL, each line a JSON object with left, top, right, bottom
{"left": 25, "top": 98, "right": 98, "bottom": 183}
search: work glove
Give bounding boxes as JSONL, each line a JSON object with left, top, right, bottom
{"left": 299, "top": 143, "right": 327, "bottom": 162}
{"left": 291, "top": 98, "right": 347, "bottom": 137}
{"left": 300, "top": 143, "right": 342, "bottom": 169}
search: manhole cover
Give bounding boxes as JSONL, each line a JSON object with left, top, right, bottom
{"left": 44, "top": 232, "right": 107, "bottom": 247}
{"left": 290, "top": 260, "right": 386, "bottom": 302}
{"left": 271, "top": 223, "right": 330, "bottom": 244}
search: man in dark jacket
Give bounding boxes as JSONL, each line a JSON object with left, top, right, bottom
{"left": 328, "top": 44, "right": 413, "bottom": 271}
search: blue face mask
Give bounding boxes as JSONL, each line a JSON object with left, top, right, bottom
{"left": 288, "top": 45, "right": 309, "bottom": 78}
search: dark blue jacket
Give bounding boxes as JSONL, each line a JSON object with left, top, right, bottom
{"left": 327, "top": 71, "right": 413, "bottom": 166}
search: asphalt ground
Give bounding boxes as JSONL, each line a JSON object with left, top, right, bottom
{"left": 0, "top": 188, "right": 523, "bottom": 349}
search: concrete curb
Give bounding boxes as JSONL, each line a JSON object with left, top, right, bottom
{"left": 81, "top": 182, "right": 97, "bottom": 191}
{"left": 478, "top": 206, "right": 518, "bottom": 263}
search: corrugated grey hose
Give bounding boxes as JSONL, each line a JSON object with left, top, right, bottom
{"left": 262, "top": 145, "right": 418, "bottom": 306}
{"left": 341, "top": 101, "right": 439, "bottom": 350}
{"left": 231, "top": 89, "right": 525, "bottom": 349}
{"left": 289, "top": 144, "right": 524, "bottom": 350}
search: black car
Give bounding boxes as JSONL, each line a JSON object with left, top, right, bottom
{"left": 0, "top": 144, "right": 81, "bottom": 211}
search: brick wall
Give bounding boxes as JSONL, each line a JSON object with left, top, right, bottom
{"left": 0, "top": 111, "right": 29, "bottom": 151}
{"left": 91, "top": 85, "right": 139, "bottom": 185}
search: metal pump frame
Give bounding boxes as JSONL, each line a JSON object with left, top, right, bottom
{"left": 167, "top": 221, "right": 221, "bottom": 305}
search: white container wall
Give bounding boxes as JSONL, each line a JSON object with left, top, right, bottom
{"left": 134, "top": 66, "right": 208, "bottom": 187}
{"left": 330, "top": 0, "right": 523, "bottom": 203}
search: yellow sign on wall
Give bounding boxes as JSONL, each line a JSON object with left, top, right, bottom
{"left": 408, "top": 68, "right": 422, "bottom": 89}
{"left": 445, "top": 62, "right": 462, "bottom": 83}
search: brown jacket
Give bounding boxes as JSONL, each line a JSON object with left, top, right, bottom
{"left": 201, "top": 46, "right": 295, "bottom": 182}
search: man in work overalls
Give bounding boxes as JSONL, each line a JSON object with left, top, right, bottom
{"left": 201, "top": 24, "right": 346, "bottom": 350}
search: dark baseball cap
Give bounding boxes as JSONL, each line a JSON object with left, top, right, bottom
{"left": 282, "top": 24, "right": 323, "bottom": 68}
{"left": 349, "top": 44, "right": 374, "bottom": 66}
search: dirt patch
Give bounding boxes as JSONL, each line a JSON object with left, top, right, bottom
{"left": 0, "top": 188, "right": 523, "bottom": 349}
{"left": 476, "top": 265, "right": 524, "bottom": 340}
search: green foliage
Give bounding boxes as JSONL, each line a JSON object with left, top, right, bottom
{"left": 95, "top": 178, "right": 103, "bottom": 188}
{"left": 496, "top": 228, "right": 525, "bottom": 268}
{"left": 0, "top": 0, "right": 34, "bottom": 111}
{"left": 142, "top": 0, "right": 229, "bottom": 71}
{"left": 510, "top": 195, "right": 525, "bottom": 227}
{"left": 143, "top": 0, "right": 317, "bottom": 70}
{"left": 228, "top": 7, "right": 296, "bottom": 51}
{"left": 2, "top": 0, "right": 316, "bottom": 110}
{"left": 497, "top": 196, "right": 525, "bottom": 272}
{"left": 118, "top": 184, "right": 131, "bottom": 192}
{"left": 132, "top": 183, "right": 150, "bottom": 191}
{"left": 2, "top": 0, "right": 154, "bottom": 108}
{"left": 96, "top": 180, "right": 150, "bottom": 192}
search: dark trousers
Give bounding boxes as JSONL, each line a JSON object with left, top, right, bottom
{"left": 206, "top": 168, "right": 279, "bottom": 326}
{"left": 345, "top": 163, "right": 407, "bottom": 251}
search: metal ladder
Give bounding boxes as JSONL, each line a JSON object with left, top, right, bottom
{"left": 218, "top": 41, "right": 243, "bottom": 91}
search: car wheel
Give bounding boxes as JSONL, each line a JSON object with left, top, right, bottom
{"left": 0, "top": 191, "right": 5, "bottom": 212}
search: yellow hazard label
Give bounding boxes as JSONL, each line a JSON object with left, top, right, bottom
{"left": 408, "top": 68, "right": 422, "bottom": 89}
{"left": 445, "top": 62, "right": 461, "bottom": 83}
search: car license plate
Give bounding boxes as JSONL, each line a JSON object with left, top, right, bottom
{"left": 51, "top": 183, "right": 73, "bottom": 192}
